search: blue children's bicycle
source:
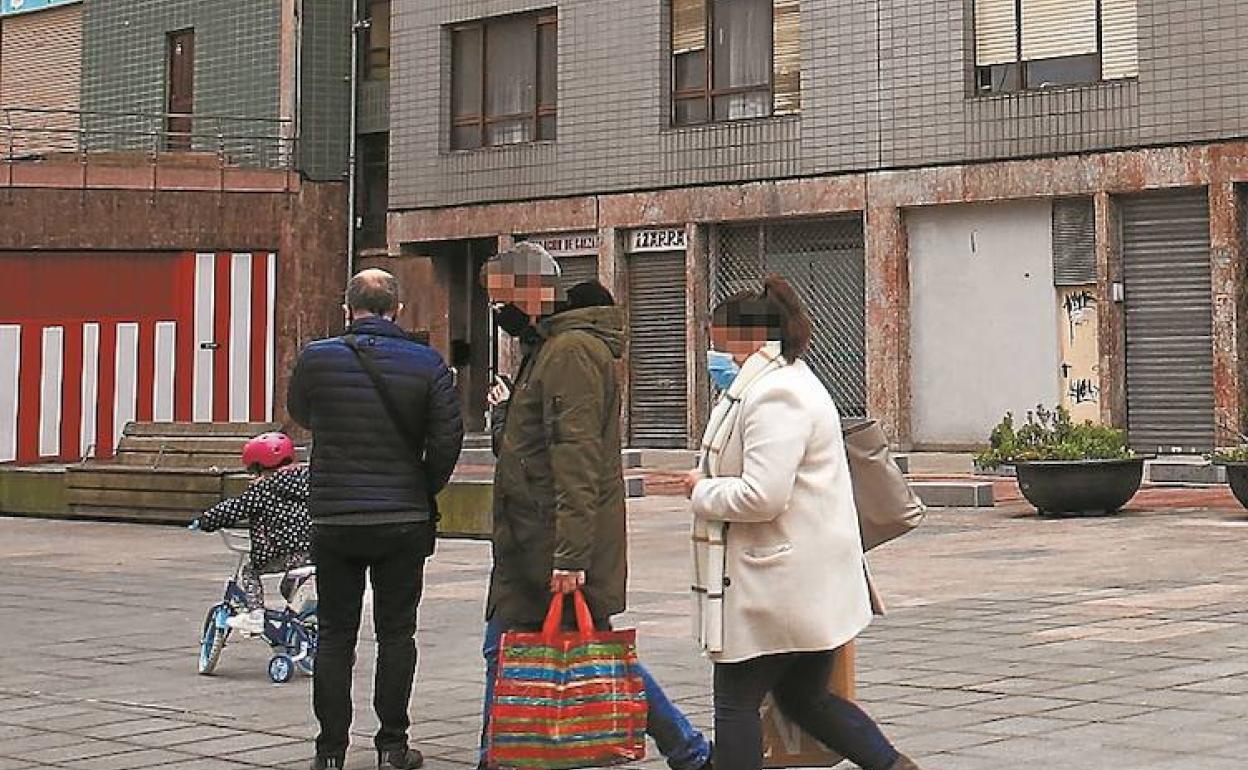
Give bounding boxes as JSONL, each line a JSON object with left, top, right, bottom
{"left": 198, "top": 529, "right": 318, "bottom": 684}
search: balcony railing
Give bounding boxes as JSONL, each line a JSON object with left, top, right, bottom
{"left": 2, "top": 107, "right": 295, "bottom": 169}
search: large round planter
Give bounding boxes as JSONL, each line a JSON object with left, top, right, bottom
{"left": 1014, "top": 458, "right": 1145, "bottom": 517}
{"left": 1217, "top": 463, "right": 1248, "bottom": 510}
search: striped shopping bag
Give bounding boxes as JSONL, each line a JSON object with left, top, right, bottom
{"left": 487, "top": 590, "right": 648, "bottom": 769}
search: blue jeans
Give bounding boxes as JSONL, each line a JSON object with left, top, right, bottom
{"left": 479, "top": 617, "right": 711, "bottom": 770}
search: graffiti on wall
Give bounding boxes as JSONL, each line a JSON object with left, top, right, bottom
{"left": 1058, "top": 287, "right": 1101, "bottom": 423}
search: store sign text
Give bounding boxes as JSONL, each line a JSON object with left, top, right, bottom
{"left": 523, "top": 232, "right": 599, "bottom": 257}
{"left": 629, "top": 227, "right": 687, "bottom": 253}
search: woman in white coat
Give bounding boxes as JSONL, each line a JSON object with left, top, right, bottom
{"left": 684, "top": 276, "right": 923, "bottom": 770}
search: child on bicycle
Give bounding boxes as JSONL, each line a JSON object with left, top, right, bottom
{"left": 190, "top": 432, "right": 311, "bottom": 635}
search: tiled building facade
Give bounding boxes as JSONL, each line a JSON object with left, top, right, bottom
{"left": 391, "top": 0, "right": 1248, "bottom": 207}
{"left": 384, "top": 0, "right": 1248, "bottom": 453}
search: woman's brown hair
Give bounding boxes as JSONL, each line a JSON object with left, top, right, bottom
{"left": 711, "top": 274, "right": 813, "bottom": 362}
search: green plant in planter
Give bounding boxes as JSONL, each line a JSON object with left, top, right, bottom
{"left": 976, "top": 405, "right": 1133, "bottom": 469}
{"left": 1209, "top": 444, "right": 1248, "bottom": 464}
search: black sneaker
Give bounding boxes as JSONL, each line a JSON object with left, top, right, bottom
{"left": 310, "top": 756, "right": 345, "bottom": 770}
{"left": 378, "top": 746, "right": 425, "bottom": 769}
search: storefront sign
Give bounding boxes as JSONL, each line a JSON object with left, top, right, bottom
{"left": 628, "top": 227, "right": 687, "bottom": 253}
{"left": 522, "top": 231, "right": 599, "bottom": 257}
{"left": 1, "top": 0, "right": 80, "bottom": 16}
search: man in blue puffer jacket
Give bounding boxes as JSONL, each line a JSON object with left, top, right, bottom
{"left": 288, "top": 268, "right": 464, "bottom": 770}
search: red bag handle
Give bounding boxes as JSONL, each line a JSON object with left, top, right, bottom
{"left": 541, "top": 589, "right": 595, "bottom": 639}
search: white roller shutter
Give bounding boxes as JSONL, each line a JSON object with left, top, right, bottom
{"left": 1021, "top": 0, "right": 1097, "bottom": 61}
{"left": 772, "top": 0, "right": 800, "bottom": 115}
{"left": 975, "top": 0, "right": 1017, "bottom": 66}
{"left": 1101, "top": 0, "right": 1138, "bottom": 79}
{"left": 672, "top": 0, "right": 706, "bottom": 54}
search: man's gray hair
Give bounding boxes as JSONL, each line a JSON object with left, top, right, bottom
{"left": 346, "top": 268, "right": 400, "bottom": 316}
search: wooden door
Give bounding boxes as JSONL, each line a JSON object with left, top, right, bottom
{"left": 165, "top": 30, "right": 195, "bottom": 151}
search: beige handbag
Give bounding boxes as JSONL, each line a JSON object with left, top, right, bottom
{"left": 843, "top": 418, "right": 926, "bottom": 551}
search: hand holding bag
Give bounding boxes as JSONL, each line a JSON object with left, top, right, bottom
{"left": 487, "top": 591, "right": 648, "bottom": 769}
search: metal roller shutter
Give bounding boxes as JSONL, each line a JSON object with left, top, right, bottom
{"left": 1121, "top": 189, "right": 1214, "bottom": 453}
{"left": 628, "top": 251, "right": 688, "bottom": 448}
{"left": 1052, "top": 198, "right": 1096, "bottom": 286}
{"left": 0, "top": 3, "right": 82, "bottom": 155}
{"left": 556, "top": 255, "right": 599, "bottom": 292}
{"left": 714, "top": 218, "right": 866, "bottom": 418}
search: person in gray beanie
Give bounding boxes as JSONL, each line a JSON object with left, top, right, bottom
{"left": 476, "top": 242, "right": 712, "bottom": 770}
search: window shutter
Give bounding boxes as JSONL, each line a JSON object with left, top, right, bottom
{"left": 672, "top": 0, "right": 706, "bottom": 54}
{"left": 1101, "top": 0, "right": 1138, "bottom": 79}
{"left": 975, "top": 0, "right": 1017, "bottom": 66}
{"left": 772, "top": 0, "right": 800, "bottom": 115}
{"left": 1052, "top": 198, "right": 1097, "bottom": 286}
{"left": 1021, "top": 0, "right": 1097, "bottom": 61}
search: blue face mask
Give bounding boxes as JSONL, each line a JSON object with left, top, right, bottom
{"left": 706, "top": 350, "right": 740, "bottom": 391}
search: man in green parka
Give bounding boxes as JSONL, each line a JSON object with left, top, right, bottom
{"left": 476, "top": 242, "right": 711, "bottom": 770}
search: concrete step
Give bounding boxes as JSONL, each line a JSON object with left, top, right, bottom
{"left": 457, "top": 448, "right": 646, "bottom": 469}
{"left": 635, "top": 449, "right": 699, "bottom": 471}
{"left": 437, "top": 475, "right": 648, "bottom": 539}
{"left": 625, "top": 476, "right": 645, "bottom": 498}
{"left": 910, "top": 480, "right": 994, "bottom": 508}
{"left": 1146, "top": 457, "right": 1225, "bottom": 484}
{"left": 899, "top": 453, "right": 977, "bottom": 475}
{"left": 463, "top": 433, "right": 493, "bottom": 450}
{"left": 458, "top": 447, "right": 497, "bottom": 466}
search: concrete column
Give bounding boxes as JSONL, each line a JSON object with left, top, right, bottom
{"left": 1093, "top": 192, "right": 1127, "bottom": 429}
{"left": 494, "top": 235, "right": 521, "bottom": 380}
{"left": 1209, "top": 181, "right": 1245, "bottom": 445}
{"left": 597, "top": 227, "right": 631, "bottom": 443}
{"left": 598, "top": 226, "right": 623, "bottom": 299}
{"left": 687, "top": 223, "right": 710, "bottom": 449}
{"left": 864, "top": 201, "right": 910, "bottom": 448}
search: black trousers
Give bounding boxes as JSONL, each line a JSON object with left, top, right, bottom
{"left": 713, "top": 651, "right": 899, "bottom": 770}
{"left": 311, "top": 523, "right": 432, "bottom": 758}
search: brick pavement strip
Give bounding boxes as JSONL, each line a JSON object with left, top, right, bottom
{"left": 2, "top": 499, "right": 1248, "bottom": 769}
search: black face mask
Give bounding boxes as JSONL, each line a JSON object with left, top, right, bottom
{"left": 494, "top": 303, "right": 533, "bottom": 338}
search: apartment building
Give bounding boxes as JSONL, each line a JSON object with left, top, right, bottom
{"left": 376, "top": 0, "right": 1245, "bottom": 452}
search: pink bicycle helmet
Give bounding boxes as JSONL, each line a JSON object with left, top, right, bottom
{"left": 242, "top": 432, "right": 295, "bottom": 471}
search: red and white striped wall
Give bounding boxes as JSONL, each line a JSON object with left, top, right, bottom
{"left": 0, "top": 251, "right": 277, "bottom": 464}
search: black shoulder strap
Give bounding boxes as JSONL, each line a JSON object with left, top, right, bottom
{"left": 342, "top": 335, "right": 422, "bottom": 461}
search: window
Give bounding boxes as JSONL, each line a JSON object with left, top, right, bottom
{"left": 450, "top": 11, "right": 556, "bottom": 150}
{"left": 671, "top": 0, "right": 800, "bottom": 127}
{"left": 364, "top": 0, "right": 391, "bottom": 81}
{"left": 974, "top": 0, "right": 1138, "bottom": 95}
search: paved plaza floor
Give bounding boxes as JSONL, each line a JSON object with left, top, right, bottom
{"left": 1, "top": 494, "right": 1247, "bottom": 769}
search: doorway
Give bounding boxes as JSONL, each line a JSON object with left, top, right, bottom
{"left": 432, "top": 240, "right": 494, "bottom": 433}
{"left": 166, "top": 29, "right": 195, "bottom": 151}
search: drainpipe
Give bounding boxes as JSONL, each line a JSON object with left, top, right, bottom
{"left": 347, "top": 1, "right": 367, "bottom": 281}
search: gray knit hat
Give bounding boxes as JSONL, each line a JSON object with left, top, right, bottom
{"left": 482, "top": 241, "right": 566, "bottom": 301}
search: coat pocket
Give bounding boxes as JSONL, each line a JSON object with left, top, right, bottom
{"left": 741, "top": 542, "right": 794, "bottom": 563}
